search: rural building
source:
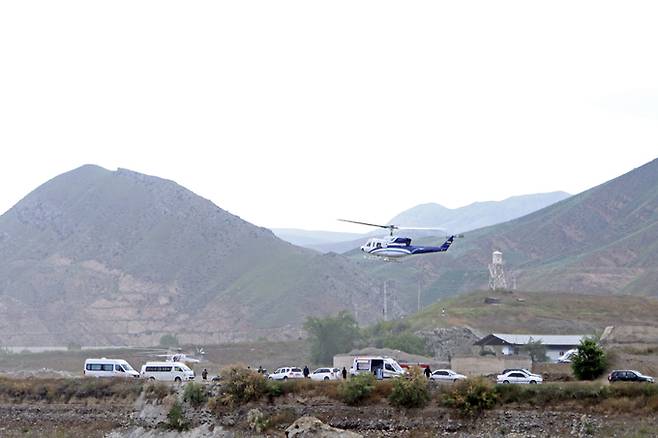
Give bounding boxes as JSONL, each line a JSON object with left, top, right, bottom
{"left": 474, "top": 333, "right": 586, "bottom": 362}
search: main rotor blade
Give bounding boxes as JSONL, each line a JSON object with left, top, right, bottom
{"left": 397, "top": 226, "right": 448, "bottom": 232}
{"left": 338, "top": 219, "right": 396, "bottom": 229}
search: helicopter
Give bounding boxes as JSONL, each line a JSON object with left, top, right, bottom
{"left": 155, "top": 347, "right": 205, "bottom": 363}
{"left": 339, "top": 219, "right": 461, "bottom": 260}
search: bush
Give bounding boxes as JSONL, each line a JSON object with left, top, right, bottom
{"left": 572, "top": 339, "right": 607, "bottom": 380}
{"left": 441, "top": 378, "right": 497, "bottom": 417}
{"left": 144, "top": 382, "right": 173, "bottom": 401}
{"left": 378, "top": 332, "right": 430, "bottom": 356}
{"left": 338, "top": 373, "right": 376, "bottom": 405}
{"left": 183, "top": 382, "right": 207, "bottom": 407}
{"left": 388, "top": 368, "right": 430, "bottom": 409}
{"left": 304, "top": 312, "right": 361, "bottom": 364}
{"left": 220, "top": 367, "right": 268, "bottom": 406}
{"left": 159, "top": 334, "right": 179, "bottom": 348}
{"left": 167, "top": 401, "right": 190, "bottom": 431}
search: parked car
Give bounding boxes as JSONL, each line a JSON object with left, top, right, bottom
{"left": 608, "top": 370, "right": 655, "bottom": 383}
{"left": 310, "top": 367, "right": 340, "bottom": 381}
{"left": 84, "top": 358, "right": 140, "bottom": 378}
{"left": 349, "top": 356, "right": 406, "bottom": 379}
{"left": 430, "top": 369, "right": 467, "bottom": 383}
{"left": 497, "top": 371, "right": 543, "bottom": 384}
{"left": 502, "top": 368, "right": 542, "bottom": 378}
{"left": 268, "top": 367, "right": 304, "bottom": 380}
{"left": 557, "top": 349, "right": 578, "bottom": 363}
{"left": 140, "top": 361, "right": 195, "bottom": 382}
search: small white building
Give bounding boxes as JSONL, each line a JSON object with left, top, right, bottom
{"left": 474, "top": 333, "right": 587, "bottom": 362}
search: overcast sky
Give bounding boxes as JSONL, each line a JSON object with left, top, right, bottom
{"left": 1, "top": 1, "right": 656, "bottom": 232}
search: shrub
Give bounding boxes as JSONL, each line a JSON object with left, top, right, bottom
{"left": 167, "top": 401, "right": 190, "bottom": 431}
{"left": 220, "top": 367, "right": 268, "bottom": 406}
{"left": 441, "top": 378, "right": 497, "bottom": 416}
{"left": 338, "top": 373, "right": 376, "bottom": 405}
{"left": 183, "top": 382, "right": 207, "bottom": 407}
{"left": 304, "top": 311, "right": 361, "bottom": 364}
{"left": 572, "top": 339, "right": 607, "bottom": 380}
{"left": 388, "top": 368, "right": 430, "bottom": 409}
{"left": 159, "top": 334, "right": 179, "bottom": 348}
{"left": 144, "top": 382, "right": 173, "bottom": 401}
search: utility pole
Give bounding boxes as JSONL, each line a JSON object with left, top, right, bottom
{"left": 383, "top": 280, "right": 388, "bottom": 321}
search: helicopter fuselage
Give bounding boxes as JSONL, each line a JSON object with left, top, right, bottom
{"left": 360, "top": 235, "right": 455, "bottom": 259}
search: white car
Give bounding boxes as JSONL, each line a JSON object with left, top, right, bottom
{"left": 502, "top": 368, "right": 542, "bottom": 378}
{"left": 557, "top": 349, "right": 577, "bottom": 363}
{"left": 268, "top": 367, "right": 304, "bottom": 380}
{"left": 497, "top": 370, "right": 543, "bottom": 384}
{"left": 310, "top": 367, "right": 340, "bottom": 381}
{"left": 430, "top": 369, "right": 467, "bottom": 383}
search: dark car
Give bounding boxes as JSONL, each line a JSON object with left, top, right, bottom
{"left": 608, "top": 370, "right": 655, "bottom": 383}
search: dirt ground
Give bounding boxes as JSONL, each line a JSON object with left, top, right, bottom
{"left": 1, "top": 397, "right": 657, "bottom": 437}
{"left": 0, "top": 340, "right": 311, "bottom": 378}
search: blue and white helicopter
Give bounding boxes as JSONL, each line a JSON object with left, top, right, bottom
{"left": 339, "top": 219, "right": 460, "bottom": 260}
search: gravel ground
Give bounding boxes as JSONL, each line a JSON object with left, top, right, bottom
{"left": 0, "top": 396, "right": 657, "bottom": 437}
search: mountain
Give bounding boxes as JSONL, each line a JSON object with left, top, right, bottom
{"left": 387, "top": 192, "right": 571, "bottom": 233}
{"left": 0, "top": 165, "right": 382, "bottom": 347}
{"left": 358, "top": 158, "right": 658, "bottom": 308}
{"left": 279, "top": 192, "right": 570, "bottom": 254}
{"left": 271, "top": 228, "right": 362, "bottom": 247}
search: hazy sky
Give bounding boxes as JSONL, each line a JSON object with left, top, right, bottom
{"left": 1, "top": 1, "right": 656, "bottom": 232}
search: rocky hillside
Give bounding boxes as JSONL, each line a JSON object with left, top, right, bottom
{"left": 355, "top": 158, "right": 658, "bottom": 307}
{"left": 0, "top": 165, "right": 382, "bottom": 347}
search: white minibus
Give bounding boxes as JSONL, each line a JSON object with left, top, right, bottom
{"left": 84, "top": 358, "right": 139, "bottom": 378}
{"left": 140, "top": 361, "right": 195, "bottom": 382}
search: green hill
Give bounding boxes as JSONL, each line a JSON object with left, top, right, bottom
{"left": 0, "top": 165, "right": 382, "bottom": 347}
{"left": 353, "top": 158, "right": 658, "bottom": 311}
{"left": 404, "top": 289, "right": 658, "bottom": 334}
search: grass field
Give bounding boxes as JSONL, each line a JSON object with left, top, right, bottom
{"left": 405, "top": 289, "right": 658, "bottom": 334}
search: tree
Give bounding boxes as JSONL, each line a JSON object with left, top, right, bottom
{"left": 521, "top": 338, "right": 548, "bottom": 363}
{"left": 378, "top": 332, "right": 429, "bottom": 356}
{"left": 572, "top": 338, "right": 607, "bottom": 380}
{"left": 159, "top": 334, "right": 179, "bottom": 348}
{"left": 304, "top": 311, "right": 360, "bottom": 363}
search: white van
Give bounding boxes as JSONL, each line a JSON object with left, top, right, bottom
{"left": 349, "top": 356, "right": 406, "bottom": 379}
{"left": 140, "top": 361, "right": 195, "bottom": 382}
{"left": 84, "top": 358, "right": 139, "bottom": 378}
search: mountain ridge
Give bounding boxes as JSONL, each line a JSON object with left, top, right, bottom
{"left": 277, "top": 191, "right": 570, "bottom": 253}
{"left": 0, "top": 165, "right": 383, "bottom": 347}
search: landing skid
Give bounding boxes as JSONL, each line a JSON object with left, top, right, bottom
{"left": 362, "top": 255, "right": 401, "bottom": 262}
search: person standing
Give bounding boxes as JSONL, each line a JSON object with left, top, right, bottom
{"left": 424, "top": 366, "right": 431, "bottom": 379}
{"left": 342, "top": 367, "right": 347, "bottom": 380}
{"left": 201, "top": 368, "right": 208, "bottom": 380}
{"left": 303, "top": 365, "right": 310, "bottom": 378}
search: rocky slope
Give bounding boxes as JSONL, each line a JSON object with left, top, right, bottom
{"left": 0, "top": 165, "right": 381, "bottom": 346}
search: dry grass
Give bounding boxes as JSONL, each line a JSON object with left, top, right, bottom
{"left": 0, "top": 377, "right": 143, "bottom": 404}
